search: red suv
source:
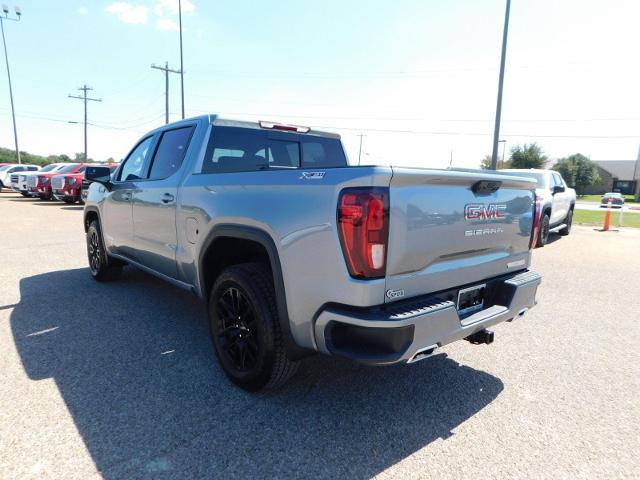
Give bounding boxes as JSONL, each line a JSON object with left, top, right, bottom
{"left": 52, "top": 163, "right": 119, "bottom": 204}
{"left": 29, "top": 163, "right": 84, "bottom": 200}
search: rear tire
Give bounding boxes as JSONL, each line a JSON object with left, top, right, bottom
{"left": 209, "top": 262, "right": 298, "bottom": 392}
{"left": 559, "top": 209, "right": 573, "bottom": 236}
{"left": 536, "top": 214, "right": 550, "bottom": 247}
{"left": 87, "top": 220, "right": 122, "bottom": 281}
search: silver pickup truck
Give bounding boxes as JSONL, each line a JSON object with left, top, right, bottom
{"left": 84, "top": 115, "right": 541, "bottom": 391}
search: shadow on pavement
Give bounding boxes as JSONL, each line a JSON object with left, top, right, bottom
{"left": 11, "top": 267, "right": 503, "bottom": 479}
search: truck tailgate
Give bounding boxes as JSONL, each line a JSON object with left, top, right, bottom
{"left": 385, "top": 167, "right": 536, "bottom": 302}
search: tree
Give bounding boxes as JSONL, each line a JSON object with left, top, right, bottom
{"left": 552, "top": 154, "right": 600, "bottom": 195}
{"left": 480, "top": 154, "right": 512, "bottom": 170}
{"left": 509, "top": 143, "right": 548, "bottom": 169}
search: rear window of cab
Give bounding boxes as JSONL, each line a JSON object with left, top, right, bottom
{"left": 201, "top": 126, "right": 347, "bottom": 174}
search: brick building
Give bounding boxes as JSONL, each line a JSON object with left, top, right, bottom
{"left": 581, "top": 158, "right": 640, "bottom": 199}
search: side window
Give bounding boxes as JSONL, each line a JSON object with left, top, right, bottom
{"left": 148, "top": 126, "right": 195, "bottom": 180}
{"left": 202, "top": 127, "right": 267, "bottom": 174}
{"left": 28, "top": 166, "right": 38, "bottom": 171}
{"left": 553, "top": 174, "right": 563, "bottom": 187}
{"left": 118, "top": 136, "right": 154, "bottom": 181}
{"left": 301, "top": 137, "right": 347, "bottom": 168}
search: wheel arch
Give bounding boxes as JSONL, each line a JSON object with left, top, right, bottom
{"left": 198, "top": 224, "right": 311, "bottom": 360}
{"left": 83, "top": 207, "right": 100, "bottom": 232}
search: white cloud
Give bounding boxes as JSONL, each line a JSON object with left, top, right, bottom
{"left": 154, "top": 0, "right": 195, "bottom": 17}
{"left": 105, "top": 2, "right": 149, "bottom": 25}
{"left": 156, "top": 18, "right": 178, "bottom": 31}
{"left": 77, "top": 6, "right": 88, "bottom": 15}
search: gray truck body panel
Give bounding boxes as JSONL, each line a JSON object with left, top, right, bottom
{"left": 86, "top": 115, "right": 541, "bottom": 362}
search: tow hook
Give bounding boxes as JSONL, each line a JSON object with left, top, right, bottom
{"left": 465, "top": 328, "right": 494, "bottom": 345}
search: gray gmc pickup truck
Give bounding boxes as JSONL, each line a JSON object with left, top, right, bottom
{"left": 84, "top": 115, "right": 541, "bottom": 391}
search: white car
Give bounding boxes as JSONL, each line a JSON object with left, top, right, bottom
{"left": 504, "top": 169, "right": 576, "bottom": 247}
{"left": 10, "top": 163, "right": 67, "bottom": 197}
{"left": 0, "top": 164, "right": 40, "bottom": 192}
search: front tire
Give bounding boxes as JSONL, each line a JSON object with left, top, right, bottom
{"left": 209, "top": 263, "right": 298, "bottom": 391}
{"left": 559, "top": 209, "right": 573, "bottom": 236}
{"left": 87, "top": 220, "right": 122, "bottom": 281}
{"left": 536, "top": 214, "right": 550, "bottom": 247}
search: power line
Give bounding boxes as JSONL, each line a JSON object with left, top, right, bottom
{"left": 1, "top": 109, "right": 637, "bottom": 140}
{"left": 306, "top": 124, "right": 640, "bottom": 139}
{"left": 68, "top": 84, "right": 101, "bottom": 161}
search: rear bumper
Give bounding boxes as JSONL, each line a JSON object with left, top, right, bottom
{"left": 314, "top": 270, "right": 541, "bottom": 365}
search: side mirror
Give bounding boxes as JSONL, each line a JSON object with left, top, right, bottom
{"left": 552, "top": 185, "right": 565, "bottom": 195}
{"left": 85, "top": 166, "right": 112, "bottom": 190}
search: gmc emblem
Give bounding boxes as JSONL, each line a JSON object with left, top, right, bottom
{"left": 464, "top": 203, "right": 507, "bottom": 220}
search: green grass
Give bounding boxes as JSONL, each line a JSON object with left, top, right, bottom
{"left": 577, "top": 194, "right": 638, "bottom": 204}
{"left": 573, "top": 209, "right": 640, "bottom": 228}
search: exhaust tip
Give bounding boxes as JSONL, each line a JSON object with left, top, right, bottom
{"left": 408, "top": 345, "right": 438, "bottom": 364}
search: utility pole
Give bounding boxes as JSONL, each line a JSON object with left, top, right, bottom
{"left": 357, "top": 133, "right": 366, "bottom": 165}
{"left": 1, "top": 5, "right": 22, "bottom": 163}
{"left": 499, "top": 139, "right": 507, "bottom": 169}
{"left": 491, "top": 0, "right": 511, "bottom": 170}
{"left": 178, "top": 0, "right": 185, "bottom": 119}
{"left": 68, "top": 85, "right": 101, "bottom": 161}
{"left": 151, "top": 62, "right": 181, "bottom": 124}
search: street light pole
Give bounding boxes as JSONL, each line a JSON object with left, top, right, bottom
{"left": 178, "top": 0, "right": 185, "bottom": 119}
{"left": 1, "top": 5, "right": 22, "bottom": 164}
{"left": 491, "top": 0, "right": 511, "bottom": 170}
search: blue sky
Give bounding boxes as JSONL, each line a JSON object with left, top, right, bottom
{"left": 1, "top": 0, "right": 639, "bottom": 167}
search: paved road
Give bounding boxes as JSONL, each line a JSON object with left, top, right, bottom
{"left": 1, "top": 192, "right": 638, "bottom": 480}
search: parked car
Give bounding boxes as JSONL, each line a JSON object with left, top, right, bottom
{"left": 72, "top": 163, "right": 119, "bottom": 204}
{"left": 28, "top": 163, "right": 83, "bottom": 200}
{"left": 11, "top": 164, "right": 69, "bottom": 197}
{"left": 0, "top": 164, "right": 39, "bottom": 191}
{"left": 500, "top": 169, "right": 576, "bottom": 247}
{"left": 84, "top": 115, "right": 541, "bottom": 391}
{"left": 600, "top": 192, "right": 624, "bottom": 208}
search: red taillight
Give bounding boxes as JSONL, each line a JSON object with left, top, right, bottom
{"left": 530, "top": 194, "right": 543, "bottom": 248}
{"left": 338, "top": 188, "right": 389, "bottom": 279}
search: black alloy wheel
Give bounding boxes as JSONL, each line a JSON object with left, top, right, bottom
{"left": 216, "top": 286, "right": 260, "bottom": 372}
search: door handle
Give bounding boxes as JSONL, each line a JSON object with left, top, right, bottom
{"left": 161, "top": 193, "right": 175, "bottom": 204}
{"left": 122, "top": 192, "right": 132, "bottom": 201}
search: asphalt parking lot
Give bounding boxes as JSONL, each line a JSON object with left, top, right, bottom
{"left": 1, "top": 192, "right": 639, "bottom": 480}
